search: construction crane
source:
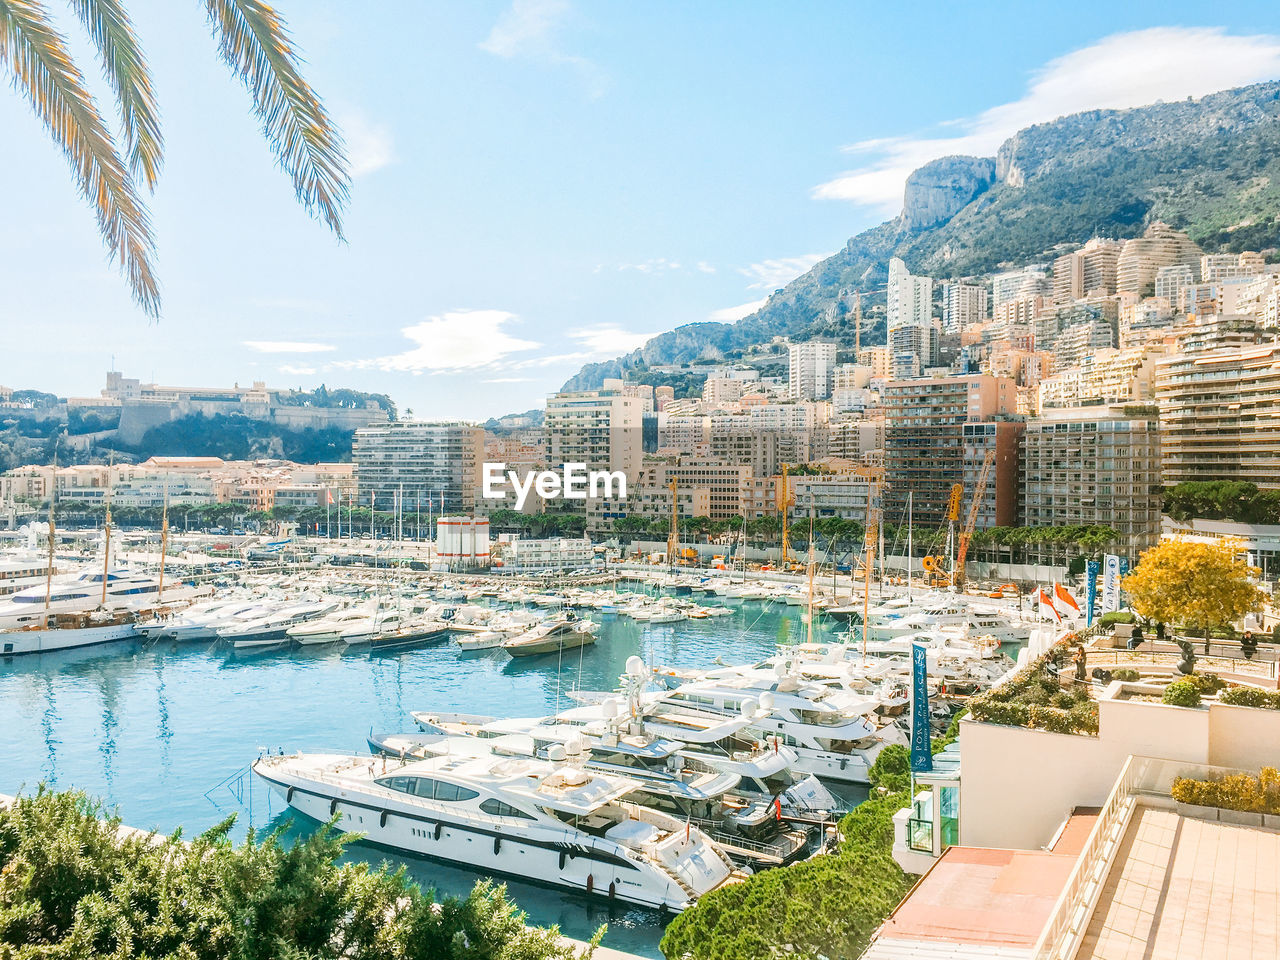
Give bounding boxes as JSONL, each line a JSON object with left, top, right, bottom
{"left": 922, "top": 483, "right": 963, "bottom": 587}
{"left": 953, "top": 447, "right": 997, "bottom": 591}
{"left": 777, "top": 464, "right": 796, "bottom": 569}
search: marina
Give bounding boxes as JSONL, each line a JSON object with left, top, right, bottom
{"left": 0, "top": 559, "right": 1035, "bottom": 957}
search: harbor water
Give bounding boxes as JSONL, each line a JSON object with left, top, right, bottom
{"left": 0, "top": 593, "right": 863, "bottom": 958}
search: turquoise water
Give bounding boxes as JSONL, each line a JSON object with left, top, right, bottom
{"left": 0, "top": 592, "right": 855, "bottom": 958}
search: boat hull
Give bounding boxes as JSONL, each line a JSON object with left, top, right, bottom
{"left": 254, "top": 763, "right": 704, "bottom": 911}
{"left": 0, "top": 621, "right": 137, "bottom": 656}
{"left": 504, "top": 630, "right": 596, "bottom": 658}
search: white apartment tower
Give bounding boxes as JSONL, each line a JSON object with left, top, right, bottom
{"left": 887, "top": 257, "right": 933, "bottom": 332}
{"left": 941, "top": 281, "right": 988, "bottom": 334}
{"left": 788, "top": 340, "right": 837, "bottom": 400}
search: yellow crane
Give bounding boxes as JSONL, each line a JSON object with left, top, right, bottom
{"left": 953, "top": 447, "right": 997, "bottom": 591}
{"left": 777, "top": 464, "right": 796, "bottom": 569}
{"left": 923, "top": 483, "right": 964, "bottom": 586}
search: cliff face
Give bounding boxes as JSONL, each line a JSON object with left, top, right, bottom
{"left": 560, "top": 80, "right": 1280, "bottom": 394}
{"left": 900, "top": 156, "right": 996, "bottom": 230}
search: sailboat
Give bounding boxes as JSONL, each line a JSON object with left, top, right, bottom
{"left": 0, "top": 471, "right": 199, "bottom": 656}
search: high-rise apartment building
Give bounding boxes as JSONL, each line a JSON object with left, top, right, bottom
{"left": 941, "top": 281, "right": 988, "bottom": 334}
{"left": 1052, "top": 238, "right": 1122, "bottom": 305}
{"left": 1154, "top": 264, "right": 1194, "bottom": 304}
{"left": 1037, "top": 345, "right": 1167, "bottom": 410}
{"left": 1116, "top": 221, "right": 1202, "bottom": 296}
{"left": 1155, "top": 343, "right": 1280, "bottom": 489}
{"left": 961, "top": 420, "right": 1024, "bottom": 529}
{"left": 1052, "top": 318, "right": 1116, "bottom": 369}
{"left": 991, "top": 266, "right": 1050, "bottom": 308}
{"left": 353, "top": 421, "right": 484, "bottom": 514}
{"left": 788, "top": 340, "right": 838, "bottom": 400}
{"left": 882, "top": 374, "right": 1017, "bottom": 525}
{"left": 1020, "top": 406, "right": 1162, "bottom": 558}
{"left": 887, "top": 257, "right": 933, "bottom": 331}
{"left": 544, "top": 389, "right": 642, "bottom": 479}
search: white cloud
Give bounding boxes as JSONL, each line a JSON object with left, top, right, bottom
{"left": 341, "top": 111, "right": 396, "bottom": 178}
{"left": 739, "top": 254, "right": 830, "bottom": 291}
{"left": 479, "top": 0, "right": 606, "bottom": 97}
{"left": 278, "top": 364, "right": 316, "bottom": 376}
{"left": 567, "top": 324, "right": 656, "bottom": 356}
{"left": 618, "top": 257, "right": 682, "bottom": 275}
{"left": 813, "top": 27, "right": 1280, "bottom": 210}
{"left": 483, "top": 376, "right": 535, "bottom": 384}
{"left": 243, "top": 340, "right": 336, "bottom": 354}
{"left": 695, "top": 261, "right": 716, "bottom": 274}
{"left": 708, "top": 298, "right": 768, "bottom": 323}
{"left": 347, "top": 310, "right": 541, "bottom": 373}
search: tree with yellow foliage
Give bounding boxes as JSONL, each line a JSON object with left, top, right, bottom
{"left": 1123, "top": 538, "right": 1264, "bottom": 636}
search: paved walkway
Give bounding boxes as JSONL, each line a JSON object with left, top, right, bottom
{"left": 1077, "top": 806, "right": 1280, "bottom": 960}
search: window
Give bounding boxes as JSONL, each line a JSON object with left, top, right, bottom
{"left": 480, "top": 798, "right": 535, "bottom": 819}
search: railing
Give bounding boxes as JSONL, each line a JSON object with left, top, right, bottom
{"left": 1029, "top": 754, "right": 1261, "bottom": 960}
{"left": 1029, "top": 755, "right": 1140, "bottom": 960}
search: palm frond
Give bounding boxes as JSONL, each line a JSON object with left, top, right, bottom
{"left": 67, "top": 0, "right": 163, "bottom": 190}
{"left": 203, "top": 0, "right": 349, "bottom": 240}
{"left": 0, "top": 0, "right": 159, "bottom": 315}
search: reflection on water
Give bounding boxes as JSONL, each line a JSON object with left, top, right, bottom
{"left": 0, "top": 597, "right": 844, "bottom": 957}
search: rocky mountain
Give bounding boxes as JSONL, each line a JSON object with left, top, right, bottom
{"left": 562, "top": 81, "right": 1280, "bottom": 392}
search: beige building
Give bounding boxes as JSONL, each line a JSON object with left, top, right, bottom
{"left": 1155, "top": 343, "right": 1280, "bottom": 489}
{"left": 353, "top": 421, "right": 484, "bottom": 514}
{"left": 1020, "top": 405, "right": 1162, "bottom": 556}
{"left": 544, "top": 389, "right": 642, "bottom": 479}
{"left": 1036, "top": 345, "right": 1167, "bottom": 409}
{"left": 787, "top": 341, "right": 837, "bottom": 400}
{"left": 1116, "top": 221, "right": 1203, "bottom": 296}
{"left": 1052, "top": 237, "right": 1122, "bottom": 304}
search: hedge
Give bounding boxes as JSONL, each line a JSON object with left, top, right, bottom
{"left": 1171, "top": 767, "right": 1280, "bottom": 814}
{"left": 1219, "top": 686, "right": 1280, "bottom": 710}
{"left": 967, "top": 644, "right": 1099, "bottom": 736}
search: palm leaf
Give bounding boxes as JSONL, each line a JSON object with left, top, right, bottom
{"left": 67, "top": 0, "right": 164, "bottom": 190}
{"left": 203, "top": 0, "right": 349, "bottom": 239}
{"left": 0, "top": 0, "right": 159, "bottom": 315}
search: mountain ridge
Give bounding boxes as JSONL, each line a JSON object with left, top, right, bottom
{"left": 560, "top": 81, "right": 1280, "bottom": 392}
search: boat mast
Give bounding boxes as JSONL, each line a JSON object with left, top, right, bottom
{"left": 806, "top": 517, "right": 815, "bottom": 646}
{"left": 157, "top": 475, "right": 170, "bottom": 604}
{"left": 667, "top": 478, "right": 678, "bottom": 572}
{"left": 101, "top": 461, "right": 114, "bottom": 607}
{"left": 44, "top": 443, "right": 59, "bottom": 611}
{"left": 907, "top": 491, "right": 912, "bottom": 592}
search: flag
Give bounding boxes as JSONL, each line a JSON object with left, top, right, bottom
{"left": 1086, "top": 559, "right": 1099, "bottom": 626}
{"left": 1039, "top": 589, "right": 1062, "bottom": 623}
{"left": 326, "top": 489, "right": 335, "bottom": 505}
{"left": 774, "top": 796, "right": 782, "bottom": 821}
{"left": 1101, "top": 554, "right": 1121, "bottom": 613}
{"left": 1054, "top": 583, "right": 1080, "bottom": 613}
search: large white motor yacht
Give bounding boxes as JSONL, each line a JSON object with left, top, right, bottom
{"left": 253, "top": 748, "right": 738, "bottom": 911}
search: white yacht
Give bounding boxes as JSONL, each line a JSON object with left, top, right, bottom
{"left": 0, "top": 567, "right": 198, "bottom": 631}
{"left": 218, "top": 599, "right": 338, "bottom": 649}
{"left": 654, "top": 667, "right": 906, "bottom": 785}
{"left": 253, "top": 748, "right": 738, "bottom": 911}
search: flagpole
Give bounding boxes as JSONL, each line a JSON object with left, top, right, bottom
{"left": 326, "top": 488, "right": 331, "bottom": 539}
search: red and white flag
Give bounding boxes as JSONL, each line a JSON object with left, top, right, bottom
{"left": 1039, "top": 589, "right": 1062, "bottom": 623}
{"left": 326, "top": 489, "right": 335, "bottom": 505}
{"left": 1054, "top": 582, "right": 1080, "bottom": 613}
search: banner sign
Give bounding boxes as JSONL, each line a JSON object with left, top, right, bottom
{"left": 1118, "top": 557, "right": 1130, "bottom": 609}
{"left": 910, "top": 643, "right": 933, "bottom": 773}
{"left": 1086, "top": 559, "right": 1099, "bottom": 626}
{"left": 1102, "top": 554, "right": 1121, "bottom": 614}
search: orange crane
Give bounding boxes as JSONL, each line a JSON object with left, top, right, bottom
{"left": 953, "top": 447, "right": 997, "bottom": 590}
{"left": 853, "top": 464, "right": 885, "bottom": 653}
{"left": 777, "top": 464, "right": 797, "bottom": 569}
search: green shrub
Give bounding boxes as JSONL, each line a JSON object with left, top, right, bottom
{"left": 1110, "top": 668, "right": 1140, "bottom": 681}
{"left": 1184, "top": 672, "right": 1226, "bottom": 694}
{"left": 967, "top": 644, "right": 1099, "bottom": 736}
{"left": 1163, "top": 679, "right": 1203, "bottom": 707}
{"left": 0, "top": 788, "right": 589, "bottom": 960}
{"left": 1219, "top": 686, "right": 1280, "bottom": 709}
{"left": 868, "top": 744, "right": 911, "bottom": 794}
{"left": 1171, "top": 767, "right": 1280, "bottom": 813}
{"left": 660, "top": 790, "right": 914, "bottom": 960}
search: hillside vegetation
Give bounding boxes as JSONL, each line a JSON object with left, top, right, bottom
{"left": 563, "top": 82, "right": 1280, "bottom": 391}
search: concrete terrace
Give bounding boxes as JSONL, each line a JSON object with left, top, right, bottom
{"left": 1077, "top": 806, "right": 1280, "bottom": 960}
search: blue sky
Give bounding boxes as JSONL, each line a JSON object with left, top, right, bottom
{"left": 4, "top": 2, "right": 1280, "bottom": 419}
